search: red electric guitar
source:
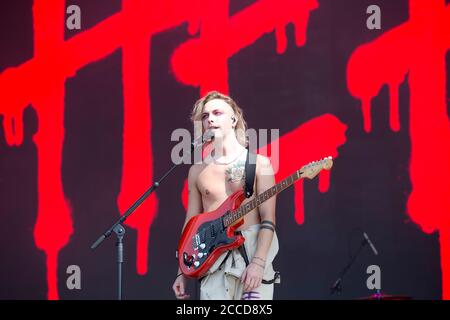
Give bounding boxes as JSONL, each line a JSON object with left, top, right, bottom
{"left": 177, "top": 156, "right": 333, "bottom": 278}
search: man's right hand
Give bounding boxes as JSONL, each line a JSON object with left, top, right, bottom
{"left": 172, "top": 274, "right": 190, "bottom": 299}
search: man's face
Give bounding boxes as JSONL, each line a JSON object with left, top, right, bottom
{"left": 201, "top": 99, "right": 235, "bottom": 139}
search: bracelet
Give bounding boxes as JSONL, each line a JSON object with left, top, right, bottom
{"left": 260, "top": 225, "right": 275, "bottom": 232}
{"left": 176, "top": 273, "right": 184, "bottom": 279}
{"left": 251, "top": 261, "right": 265, "bottom": 269}
{"left": 252, "top": 256, "right": 266, "bottom": 264}
{"left": 261, "top": 220, "right": 276, "bottom": 228}
{"left": 260, "top": 220, "right": 276, "bottom": 232}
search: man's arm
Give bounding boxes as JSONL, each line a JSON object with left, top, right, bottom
{"left": 253, "top": 155, "right": 276, "bottom": 263}
{"left": 241, "top": 155, "right": 276, "bottom": 291}
{"left": 172, "top": 165, "right": 203, "bottom": 299}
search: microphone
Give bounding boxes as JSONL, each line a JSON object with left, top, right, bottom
{"left": 191, "top": 130, "right": 215, "bottom": 149}
{"left": 363, "top": 232, "right": 378, "bottom": 256}
{"left": 203, "top": 129, "right": 215, "bottom": 142}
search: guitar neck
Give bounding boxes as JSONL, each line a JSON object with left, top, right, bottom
{"left": 223, "top": 169, "right": 303, "bottom": 228}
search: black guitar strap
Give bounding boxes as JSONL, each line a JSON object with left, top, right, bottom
{"left": 244, "top": 146, "right": 256, "bottom": 198}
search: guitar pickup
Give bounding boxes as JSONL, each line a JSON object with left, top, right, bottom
{"left": 192, "top": 234, "right": 201, "bottom": 249}
{"left": 200, "top": 230, "right": 206, "bottom": 243}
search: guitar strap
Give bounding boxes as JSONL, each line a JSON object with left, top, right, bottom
{"left": 244, "top": 146, "right": 256, "bottom": 198}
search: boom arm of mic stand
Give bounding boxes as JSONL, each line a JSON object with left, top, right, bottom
{"left": 329, "top": 238, "right": 368, "bottom": 296}
{"left": 91, "top": 134, "right": 212, "bottom": 250}
{"left": 90, "top": 179, "right": 164, "bottom": 250}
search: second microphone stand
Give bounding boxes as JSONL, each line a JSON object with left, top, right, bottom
{"left": 329, "top": 235, "right": 373, "bottom": 296}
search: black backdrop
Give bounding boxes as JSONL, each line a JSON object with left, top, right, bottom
{"left": 0, "top": 0, "right": 445, "bottom": 299}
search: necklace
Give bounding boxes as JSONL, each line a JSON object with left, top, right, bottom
{"left": 212, "top": 148, "right": 247, "bottom": 165}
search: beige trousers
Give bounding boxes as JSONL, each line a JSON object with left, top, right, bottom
{"left": 199, "top": 224, "right": 280, "bottom": 300}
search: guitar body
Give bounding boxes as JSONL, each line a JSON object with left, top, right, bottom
{"left": 177, "top": 156, "right": 333, "bottom": 279}
{"left": 178, "top": 190, "right": 247, "bottom": 278}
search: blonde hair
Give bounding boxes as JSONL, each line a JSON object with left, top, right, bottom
{"left": 191, "top": 91, "right": 248, "bottom": 147}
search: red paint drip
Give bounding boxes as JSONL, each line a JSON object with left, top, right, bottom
{"left": 117, "top": 0, "right": 158, "bottom": 276}
{"left": 32, "top": 0, "right": 72, "bottom": 300}
{"left": 261, "top": 114, "right": 346, "bottom": 225}
{"left": 171, "top": 0, "right": 319, "bottom": 94}
{"left": 318, "top": 169, "right": 330, "bottom": 193}
{"left": 294, "top": 180, "right": 305, "bottom": 224}
{"left": 347, "top": 0, "right": 450, "bottom": 299}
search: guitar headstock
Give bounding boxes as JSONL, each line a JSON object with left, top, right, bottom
{"left": 299, "top": 156, "right": 333, "bottom": 179}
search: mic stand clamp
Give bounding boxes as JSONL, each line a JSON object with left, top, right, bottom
{"left": 114, "top": 224, "right": 125, "bottom": 300}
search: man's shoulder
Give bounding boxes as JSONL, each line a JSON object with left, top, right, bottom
{"left": 188, "top": 163, "right": 203, "bottom": 173}
{"left": 188, "top": 163, "right": 205, "bottom": 179}
{"left": 255, "top": 154, "right": 271, "bottom": 166}
{"left": 255, "top": 154, "right": 274, "bottom": 177}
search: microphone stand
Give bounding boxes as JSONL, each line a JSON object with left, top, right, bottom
{"left": 90, "top": 134, "right": 211, "bottom": 300}
{"left": 329, "top": 236, "right": 371, "bottom": 296}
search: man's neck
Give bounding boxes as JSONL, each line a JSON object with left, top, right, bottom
{"left": 211, "top": 133, "right": 245, "bottom": 158}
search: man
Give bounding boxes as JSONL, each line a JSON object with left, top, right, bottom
{"left": 172, "top": 91, "right": 279, "bottom": 300}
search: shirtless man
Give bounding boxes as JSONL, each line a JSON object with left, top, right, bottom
{"left": 172, "top": 91, "right": 279, "bottom": 300}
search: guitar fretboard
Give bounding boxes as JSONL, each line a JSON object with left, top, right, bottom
{"left": 222, "top": 168, "right": 303, "bottom": 227}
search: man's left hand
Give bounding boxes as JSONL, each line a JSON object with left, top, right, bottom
{"left": 241, "top": 262, "right": 264, "bottom": 292}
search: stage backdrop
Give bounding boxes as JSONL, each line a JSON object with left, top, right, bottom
{"left": 0, "top": 0, "right": 448, "bottom": 300}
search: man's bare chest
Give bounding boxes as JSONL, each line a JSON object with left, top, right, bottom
{"left": 196, "top": 159, "right": 246, "bottom": 203}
